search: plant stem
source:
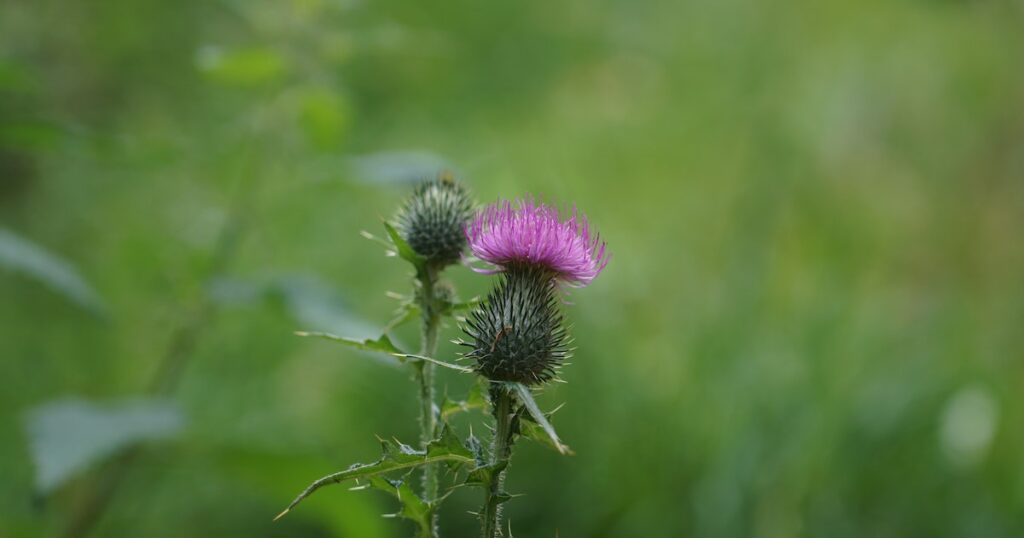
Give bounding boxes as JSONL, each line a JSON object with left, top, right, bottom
{"left": 482, "top": 388, "right": 515, "bottom": 538}
{"left": 415, "top": 265, "right": 441, "bottom": 534}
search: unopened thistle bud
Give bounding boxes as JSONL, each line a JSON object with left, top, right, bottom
{"left": 462, "top": 199, "right": 609, "bottom": 385}
{"left": 463, "top": 265, "right": 570, "bottom": 384}
{"left": 395, "top": 175, "right": 474, "bottom": 268}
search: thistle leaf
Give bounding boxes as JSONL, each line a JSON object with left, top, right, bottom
{"left": 295, "top": 331, "right": 471, "bottom": 372}
{"left": 440, "top": 380, "right": 489, "bottom": 420}
{"left": 439, "top": 296, "right": 481, "bottom": 317}
{"left": 509, "top": 383, "right": 571, "bottom": 455}
{"left": 294, "top": 331, "right": 404, "bottom": 358}
{"left": 365, "top": 476, "right": 432, "bottom": 529}
{"left": 383, "top": 301, "right": 420, "bottom": 332}
{"left": 382, "top": 221, "right": 426, "bottom": 270}
{"left": 396, "top": 354, "right": 474, "bottom": 373}
{"left": 464, "top": 461, "right": 507, "bottom": 488}
{"left": 519, "top": 420, "right": 575, "bottom": 456}
{"left": 275, "top": 426, "right": 475, "bottom": 521}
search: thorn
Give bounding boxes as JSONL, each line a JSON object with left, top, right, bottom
{"left": 273, "top": 508, "right": 290, "bottom": 522}
{"left": 294, "top": 331, "right": 310, "bottom": 337}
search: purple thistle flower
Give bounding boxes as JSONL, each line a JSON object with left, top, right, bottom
{"left": 466, "top": 198, "right": 609, "bottom": 286}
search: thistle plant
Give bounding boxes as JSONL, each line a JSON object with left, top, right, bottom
{"left": 395, "top": 176, "right": 474, "bottom": 517}
{"left": 462, "top": 199, "right": 608, "bottom": 537}
{"left": 275, "top": 186, "right": 607, "bottom": 538}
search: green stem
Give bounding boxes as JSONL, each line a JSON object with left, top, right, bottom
{"left": 415, "top": 266, "right": 441, "bottom": 534}
{"left": 482, "top": 388, "right": 515, "bottom": 538}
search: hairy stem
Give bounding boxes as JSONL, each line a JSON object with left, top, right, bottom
{"left": 415, "top": 266, "right": 441, "bottom": 534}
{"left": 482, "top": 388, "right": 515, "bottom": 538}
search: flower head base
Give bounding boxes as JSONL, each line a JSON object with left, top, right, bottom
{"left": 466, "top": 199, "right": 608, "bottom": 287}
{"left": 461, "top": 265, "right": 570, "bottom": 385}
{"left": 395, "top": 175, "right": 474, "bottom": 268}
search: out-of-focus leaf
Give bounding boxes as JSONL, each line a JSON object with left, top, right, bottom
{"left": 348, "top": 151, "right": 455, "bottom": 186}
{"left": 0, "top": 122, "right": 61, "bottom": 150}
{"left": 205, "top": 276, "right": 263, "bottom": 305}
{"left": 274, "top": 274, "right": 378, "bottom": 338}
{"left": 440, "top": 379, "right": 489, "bottom": 420}
{"left": 0, "top": 228, "right": 105, "bottom": 314}
{"left": 0, "top": 60, "right": 35, "bottom": 91}
{"left": 206, "top": 273, "right": 380, "bottom": 338}
{"left": 196, "top": 45, "right": 287, "bottom": 87}
{"left": 24, "top": 397, "right": 184, "bottom": 494}
{"left": 298, "top": 86, "right": 350, "bottom": 150}
{"left": 509, "top": 383, "right": 570, "bottom": 455}
{"left": 275, "top": 426, "right": 474, "bottom": 521}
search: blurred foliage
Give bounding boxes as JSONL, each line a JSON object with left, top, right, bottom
{"left": 2, "top": 0, "right": 1024, "bottom": 536}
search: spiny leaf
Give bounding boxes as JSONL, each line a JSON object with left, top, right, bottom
{"left": 366, "top": 476, "right": 432, "bottom": 529}
{"left": 464, "top": 461, "right": 507, "bottom": 488}
{"left": 382, "top": 221, "right": 426, "bottom": 270}
{"left": 295, "top": 331, "right": 470, "bottom": 372}
{"left": 383, "top": 301, "right": 420, "bottom": 332}
{"left": 275, "top": 427, "right": 474, "bottom": 521}
{"left": 466, "top": 429, "right": 486, "bottom": 466}
{"left": 359, "top": 230, "right": 393, "bottom": 249}
{"left": 440, "top": 380, "right": 489, "bottom": 420}
{"left": 295, "top": 331, "right": 404, "bottom": 358}
{"left": 428, "top": 423, "right": 477, "bottom": 468}
{"left": 396, "top": 354, "right": 474, "bottom": 373}
{"left": 519, "top": 420, "right": 575, "bottom": 456}
{"left": 509, "top": 383, "right": 571, "bottom": 455}
{"left": 440, "top": 296, "right": 481, "bottom": 315}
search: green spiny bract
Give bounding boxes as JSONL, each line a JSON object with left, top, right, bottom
{"left": 461, "top": 265, "right": 570, "bottom": 385}
{"left": 395, "top": 175, "right": 474, "bottom": 268}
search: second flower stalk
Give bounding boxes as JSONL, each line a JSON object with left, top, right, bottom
{"left": 396, "top": 177, "right": 475, "bottom": 534}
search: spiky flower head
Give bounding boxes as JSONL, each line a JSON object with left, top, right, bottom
{"left": 466, "top": 199, "right": 609, "bottom": 286}
{"left": 461, "top": 264, "right": 571, "bottom": 385}
{"left": 395, "top": 174, "right": 474, "bottom": 268}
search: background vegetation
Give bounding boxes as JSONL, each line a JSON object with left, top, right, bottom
{"left": 2, "top": 0, "right": 1023, "bottom": 536}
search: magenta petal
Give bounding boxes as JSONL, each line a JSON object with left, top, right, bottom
{"left": 466, "top": 198, "right": 608, "bottom": 286}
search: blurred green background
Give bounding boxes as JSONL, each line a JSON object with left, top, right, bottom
{"left": 3, "top": 0, "right": 1024, "bottom": 536}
